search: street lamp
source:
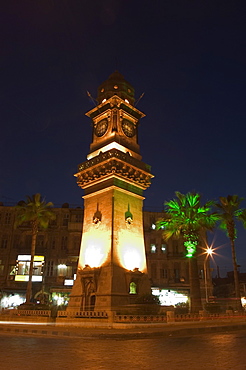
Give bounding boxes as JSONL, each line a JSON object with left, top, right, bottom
{"left": 204, "top": 247, "right": 213, "bottom": 303}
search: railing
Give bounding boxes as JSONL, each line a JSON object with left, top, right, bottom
{"left": 114, "top": 314, "right": 167, "bottom": 323}
{"left": 2, "top": 309, "right": 245, "bottom": 323}
{"left": 57, "top": 310, "right": 108, "bottom": 318}
{"left": 10, "top": 310, "right": 51, "bottom": 317}
{"left": 174, "top": 313, "right": 201, "bottom": 322}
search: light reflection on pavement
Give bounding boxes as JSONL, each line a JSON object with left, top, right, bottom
{"left": 1, "top": 331, "right": 246, "bottom": 370}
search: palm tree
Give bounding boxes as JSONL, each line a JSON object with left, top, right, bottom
{"left": 216, "top": 195, "right": 246, "bottom": 311}
{"left": 15, "top": 194, "right": 55, "bottom": 304}
{"left": 157, "top": 192, "right": 218, "bottom": 313}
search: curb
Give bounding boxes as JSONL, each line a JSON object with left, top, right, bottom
{"left": 1, "top": 321, "right": 246, "bottom": 339}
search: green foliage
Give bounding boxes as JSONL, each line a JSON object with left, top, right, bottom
{"left": 215, "top": 195, "right": 246, "bottom": 310}
{"left": 15, "top": 193, "right": 55, "bottom": 229}
{"left": 204, "top": 302, "right": 221, "bottom": 314}
{"left": 135, "top": 293, "right": 161, "bottom": 315}
{"left": 174, "top": 302, "right": 189, "bottom": 314}
{"left": 135, "top": 293, "right": 160, "bottom": 305}
{"left": 216, "top": 195, "right": 246, "bottom": 241}
{"left": 156, "top": 191, "right": 218, "bottom": 255}
{"left": 15, "top": 194, "right": 55, "bottom": 304}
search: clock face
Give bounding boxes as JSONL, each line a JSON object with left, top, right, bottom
{"left": 95, "top": 119, "right": 108, "bottom": 137}
{"left": 122, "top": 119, "right": 135, "bottom": 138}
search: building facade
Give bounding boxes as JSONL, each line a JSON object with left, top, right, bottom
{"left": 0, "top": 203, "right": 209, "bottom": 308}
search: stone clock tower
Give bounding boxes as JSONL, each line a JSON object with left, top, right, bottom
{"left": 68, "top": 71, "right": 153, "bottom": 312}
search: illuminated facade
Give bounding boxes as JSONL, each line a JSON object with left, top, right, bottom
{"left": 0, "top": 203, "right": 82, "bottom": 308}
{"left": 0, "top": 203, "right": 213, "bottom": 309}
{"left": 68, "top": 72, "right": 153, "bottom": 311}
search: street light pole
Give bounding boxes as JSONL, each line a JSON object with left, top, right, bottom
{"left": 204, "top": 247, "right": 213, "bottom": 303}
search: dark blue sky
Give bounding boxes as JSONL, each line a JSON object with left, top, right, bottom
{"left": 1, "top": 1, "right": 246, "bottom": 274}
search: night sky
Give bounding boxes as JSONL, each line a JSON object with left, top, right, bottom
{"left": 1, "top": 1, "right": 246, "bottom": 274}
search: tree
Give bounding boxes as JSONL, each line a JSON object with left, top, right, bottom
{"left": 156, "top": 192, "right": 218, "bottom": 313}
{"left": 15, "top": 194, "right": 55, "bottom": 304}
{"left": 215, "top": 195, "right": 246, "bottom": 311}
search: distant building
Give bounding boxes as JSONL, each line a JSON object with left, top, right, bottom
{"left": 0, "top": 203, "right": 210, "bottom": 309}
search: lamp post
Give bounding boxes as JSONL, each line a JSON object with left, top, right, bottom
{"left": 204, "top": 247, "right": 213, "bottom": 303}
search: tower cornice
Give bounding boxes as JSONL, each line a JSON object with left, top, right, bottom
{"left": 75, "top": 148, "right": 154, "bottom": 191}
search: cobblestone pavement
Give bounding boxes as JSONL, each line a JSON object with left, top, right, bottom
{"left": 1, "top": 329, "right": 246, "bottom": 370}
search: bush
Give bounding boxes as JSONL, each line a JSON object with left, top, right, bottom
{"left": 135, "top": 294, "right": 160, "bottom": 305}
{"left": 174, "top": 302, "right": 189, "bottom": 314}
{"left": 18, "top": 303, "right": 51, "bottom": 310}
{"left": 204, "top": 302, "right": 221, "bottom": 314}
{"left": 134, "top": 294, "right": 161, "bottom": 315}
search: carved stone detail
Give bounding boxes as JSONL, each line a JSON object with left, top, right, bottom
{"left": 75, "top": 149, "right": 153, "bottom": 190}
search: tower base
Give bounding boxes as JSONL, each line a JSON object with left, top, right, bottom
{"left": 67, "top": 265, "right": 151, "bottom": 312}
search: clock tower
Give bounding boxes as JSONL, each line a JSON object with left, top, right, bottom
{"left": 68, "top": 71, "right": 153, "bottom": 311}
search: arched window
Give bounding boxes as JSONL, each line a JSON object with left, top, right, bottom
{"left": 129, "top": 281, "right": 137, "bottom": 294}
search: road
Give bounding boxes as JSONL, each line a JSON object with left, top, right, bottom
{"left": 0, "top": 330, "right": 245, "bottom": 370}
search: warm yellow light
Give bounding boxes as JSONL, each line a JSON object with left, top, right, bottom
{"left": 206, "top": 247, "right": 213, "bottom": 256}
{"left": 84, "top": 244, "right": 104, "bottom": 268}
{"left": 15, "top": 275, "right": 42, "bottom": 282}
{"left": 87, "top": 142, "right": 132, "bottom": 159}
{"left": 79, "top": 230, "right": 109, "bottom": 269}
{"left": 34, "top": 255, "right": 44, "bottom": 262}
{"left": 118, "top": 231, "right": 146, "bottom": 271}
{"left": 122, "top": 248, "right": 142, "bottom": 271}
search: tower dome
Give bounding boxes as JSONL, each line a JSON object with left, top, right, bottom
{"left": 97, "top": 71, "right": 135, "bottom": 105}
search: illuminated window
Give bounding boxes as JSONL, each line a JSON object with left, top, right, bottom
{"left": 17, "top": 261, "right": 30, "bottom": 275}
{"left": 57, "top": 264, "right": 72, "bottom": 277}
{"left": 129, "top": 282, "right": 137, "bottom": 294}
{"left": 17, "top": 260, "right": 43, "bottom": 276}
{"left": 9, "top": 266, "right": 16, "bottom": 275}
{"left": 151, "top": 288, "right": 188, "bottom": 306}
{"left": 15, "top": 256, "right": 44, "bottom": 281}
{"left": 150, "top": 244, "right": 157, "bottom": 253}
{"left": 151, "top": 223, "right": 156, "bottom": 230}
{"left": 64, "top": 279, "right": 74, "bottom": 286}
{"left": 161, "top": 244, "right": 167, "bottom": 253}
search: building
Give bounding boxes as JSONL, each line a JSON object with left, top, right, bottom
{"left": 0, "top": 202, "right": 209, "bottom": 309}
{"left": 0, "top": 202, "right": 82, "bottom": 307}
